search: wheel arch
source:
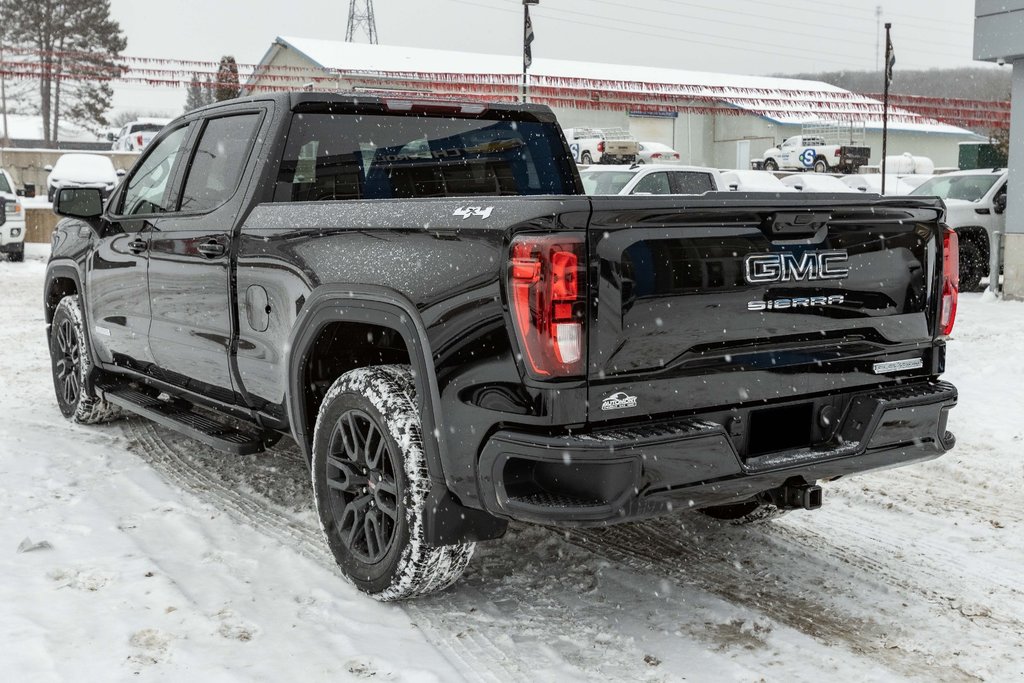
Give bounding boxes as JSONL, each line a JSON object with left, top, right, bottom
{"left": 954, "top": 225, "right": 990, "bottom": 261}
{"left": 285, "top": 285, "right": 442, "bottom": 470}
{"left": 44, "top": 262, "right": 84, "bottom": 328}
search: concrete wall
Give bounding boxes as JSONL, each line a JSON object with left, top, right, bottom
{"left": 0, "top": 149, "right": 139, "bottom": 196}
{"left": 1001, "top": 60, "right": 1024, "bottom": 299}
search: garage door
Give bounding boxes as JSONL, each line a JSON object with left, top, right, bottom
{"left": 628, "top": 117, "right": 674, "bottom": 148}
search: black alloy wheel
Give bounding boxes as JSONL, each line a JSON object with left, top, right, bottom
{"left": 53, "top": 316, "right": 82, "bottom": 410}
{"left": 324, "top": 409, "right": 401, "bottom": 564}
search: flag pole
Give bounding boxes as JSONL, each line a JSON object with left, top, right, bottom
{"left": 881, "top": 22, "right": 892, "bottom": 195}
{"left": 522, "top": 2, "right": 527, "bottom": 103}
{"left": 523, "top": 1, "right": 538, "bottom": 103}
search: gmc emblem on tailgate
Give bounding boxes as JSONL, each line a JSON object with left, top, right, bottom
{"left": 744, "top": 250, "right": 850, "bottom": 284}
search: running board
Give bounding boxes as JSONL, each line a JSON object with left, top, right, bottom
{"left": 98, "top": 384, "right": 267, "bottom": 455}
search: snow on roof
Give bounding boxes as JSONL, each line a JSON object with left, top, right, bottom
{"left": 1, "top": 114, "right": 98, "bottom": 143}
{"left": 271, "top": 37, "right": 976, "bottom": 136}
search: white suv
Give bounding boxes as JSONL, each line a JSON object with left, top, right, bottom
{"left": 0, "top": 168, "right": 26, "bottom": 262}
{"left": 910, "top": 168, "right": 1007, "bottom": 291}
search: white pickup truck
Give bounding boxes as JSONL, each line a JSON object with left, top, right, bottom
{"left": 563, "top": 127, "right": 639, "bottom": 165}
{"left": 909, "top": 168, "right": 1007, "bottom": 291}
{"left": 761, "top": 133, "right": 870, "bottom": 174}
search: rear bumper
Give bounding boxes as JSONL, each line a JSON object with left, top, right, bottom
{"left": 477, "top": 380, "right": 957, "bottom": 525}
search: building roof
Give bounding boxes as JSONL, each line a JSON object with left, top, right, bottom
{"left": 256, "top": 37, "right": 976, "bottom": 136}
{"left": 1, "top": 114, "right": 99, "bottom": 144}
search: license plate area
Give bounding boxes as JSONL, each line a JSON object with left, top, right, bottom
{"left": 746, "top": 402, "right": 813, "bottom": 459}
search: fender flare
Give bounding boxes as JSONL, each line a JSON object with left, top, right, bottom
{"left": 44, "top": 260, "right": 85, "bottom": 324}
{"left": 284, "top": 284, "right": 446, "bottom": 480}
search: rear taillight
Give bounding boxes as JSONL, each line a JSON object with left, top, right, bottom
{"left": 651, "top": 153, "right": 662, "bottom": 159}
{"left": 834, "top": 149, "right": 841, "bottom": 157}
{"left": 136, "top": 134, "right": 144, "bottom": 147}
{"left": 597, "top": 141, "right": 605, "bottom": 153}
{"left": 509, "top": 234, "right": 586, "bottom": 378}
{"left": 672, "top": 153, "right": 680, "bottom": 160}
{"left": 940, "top": 228, "right": 959, "bottom": 336}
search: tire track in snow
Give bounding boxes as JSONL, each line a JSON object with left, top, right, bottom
{"left": 564, "top": 517, "right": 987, "bottom": 683}
{"left": 117, "top": 417, "right": 654, "bottom": 682}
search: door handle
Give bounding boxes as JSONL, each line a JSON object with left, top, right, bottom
{"left": 197, "top": 240, "right": 226, "bottom": 258}
{"left": 127, "top": 238, "right": 148, "bottom": 254}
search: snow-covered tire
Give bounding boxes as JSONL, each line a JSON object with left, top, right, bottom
{"left": 7, "top": 246, "right": 24, "bottom": 262}
{"left": 699, "top": 500, "right": 789, "bottom": 525}
{"left": 813, "top": 158, "right": 830, "bottom": 173}
{"left": 48, "top": 295, "right": 121, "bottom": 424}
{"left": 311, "top": 365, "right": 474, "bottom": 601}
{"left": 763, "top": 158, "right": 779, "bottom": 171}
{"left": 580, "top": 151, "right": 593, "bottom": 165}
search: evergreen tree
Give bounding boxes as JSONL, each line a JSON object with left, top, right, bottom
{"left": 214, "top": 56, "right": 240, "bottom": 102}
{"left": 185, "top": 72, "right": 206, "bottom": 112}
{"left": 0, "top": 0, "right": 126, "bottom": 144}
{"left": 203, "top": 74, "right": 216, "bottom": 106}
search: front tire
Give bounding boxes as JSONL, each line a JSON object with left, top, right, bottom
{"left": 312, "top": 365, "right": 474, "bottom": 601}
{"left": 958, "top": 238, "right": 986, "bottom": 292}
{"left": 7, "top": 246, "right": 24, "bottom": 262}
{"left": 49, "top": 295, "right": 120, "bottom": 424}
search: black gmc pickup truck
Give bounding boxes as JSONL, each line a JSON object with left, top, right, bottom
{"left": 45, "top": 93, "right": 959, "bottom": 600}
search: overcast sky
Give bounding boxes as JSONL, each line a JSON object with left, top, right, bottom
{"left": 108, "top": 0, "right": 988, "bottom": 116}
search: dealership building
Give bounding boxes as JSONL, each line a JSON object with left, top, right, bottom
{"left": 246, "top": 37, "right": 982, "bottom": 170}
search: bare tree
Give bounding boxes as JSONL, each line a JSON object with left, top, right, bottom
{"left": 0, "top": 0, "right": 126, "bottom": 145}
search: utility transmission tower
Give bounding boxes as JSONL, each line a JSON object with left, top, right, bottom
{"left": 346, "top": 0, "right": 379, "bottom": 44}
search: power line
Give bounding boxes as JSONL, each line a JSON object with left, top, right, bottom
{"left": 451, "top": 0, "right": 878, "bottom": 70}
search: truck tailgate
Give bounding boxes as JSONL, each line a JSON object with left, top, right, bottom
{"left": 586, "top": 194, "right": 944, "bottom": 422}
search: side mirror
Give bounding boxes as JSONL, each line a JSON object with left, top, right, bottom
{"left": 116, "top": 168, "right": 126, "bottom": 177}
{"left": 44, "top": 164, "right": 53, "bottom": 172}
{"left": 106, "top": 132, "right": 117, "bottom": 142}
{"left": 994, "top": 193, "right": 1007, "bottom": 214}
{"left": 729, "top": 183, "right": 739, "bottom": 191}
{"left": 16, "top": 188, "right": 25, "bottom": 197}
{"left": 54, "top": 187, "right": 104, "bottom": 220}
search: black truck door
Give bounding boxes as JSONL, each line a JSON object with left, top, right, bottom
{"left": 147, "top": 112, "right": 263, "bottom": 404}
{"left": 87, "top": 123, "right": 192, "bottom": 371}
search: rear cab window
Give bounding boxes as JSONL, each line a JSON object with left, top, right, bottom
{"left": 274, "top": 106, "right": 579, "bottom": 201}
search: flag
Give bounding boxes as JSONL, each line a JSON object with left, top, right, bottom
{"left": 885, "top": 31, "right": 895, "bottom": 87}
{"left": 524, "top": 6, "right": 535, "bottom": 69}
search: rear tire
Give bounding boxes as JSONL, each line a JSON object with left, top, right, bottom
{"left": 7, "top": 246, "right": 24, "bottom": 262}
{"left": 580, "top": 151, "right": 593, "bottom": 165}
{"left": 311, "top": 365, "right": 474, "bottom": 601}
{"left": 813, "top": 158, "right": 830, "bottom": 173}
{"left": 763, "top": 158, "right": 778, "bottom": 171}
{"left": 958, "top": 238, "right": 986, "bottom": 292}
{"left": 49, "top": 295, "right": 121, "bottom": 424}
{"left": 700, "top": 500, "right": 788, "bottom": 525}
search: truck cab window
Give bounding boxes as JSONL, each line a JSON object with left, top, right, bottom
{"left": 179, "top": 114, "right": 261, "bottom": 213}
{"left": 275, "top": 111, "right": 576, "bottom": 201}
{"left": 119, "top": 125, "right": 190, "bottom": 216}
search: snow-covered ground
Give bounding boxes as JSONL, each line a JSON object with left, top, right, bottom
{"left": 2, "top": 245, "right": 1022, "bottom": 682}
